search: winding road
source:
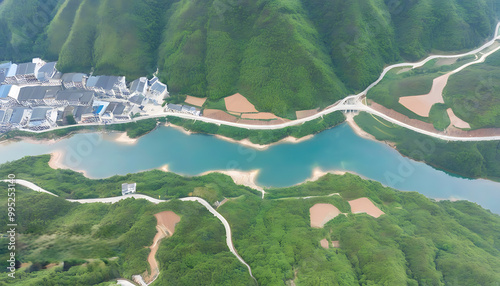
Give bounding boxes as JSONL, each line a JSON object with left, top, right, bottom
{"left": 15, "top": 23, "right": 500, "bottom": 143}
{"left": 2, "top": 179, "right": 257, "bottom": 285}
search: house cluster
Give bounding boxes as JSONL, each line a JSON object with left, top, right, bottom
{"left": 166, "top": 103, "right": 201, "bottom": 116}
{"left": 0, "top": 58, "right": 170, "bottom": 133}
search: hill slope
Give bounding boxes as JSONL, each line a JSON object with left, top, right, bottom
{"left": 0, "top": 0, "right": 498, "bottom": 116}
{"left": 0, "top": 156, "right": 499, "bottom": 285}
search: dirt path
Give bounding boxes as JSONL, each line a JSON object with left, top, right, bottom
{"left": 142, "top": 211, "right": 180, "bottom": 284}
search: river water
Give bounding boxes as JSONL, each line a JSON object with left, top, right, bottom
{"left": 1, "top": 123, "right": 499, "bottom": 213}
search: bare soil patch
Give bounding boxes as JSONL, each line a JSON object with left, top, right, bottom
{"left": 435, "top": 58, "right": 457, "bottom": 67}
{"left": 309, "top": 203, "right": 342, "bottom": 228}
{"left": 241, "top": 112, "right": 279, "bottom": 120}
{"left": 399, "top": 73, "right": 449, "bottom": 117}
{"left": 143, "top": 211, "right": 180, "bottom": 283}
{"left": 446, "top": 108, "right": 471, "bottom": 129}
{"left": 224, "top": 93, "right": 258, "bottom": 113}
{"left": 203, "top": 109, "right": 238, "bottom": 122}
{"left": 185, "top": 95, "right": 207, "bottom": 107}
{"left": 296, "top": 108, "right": 319, "bottom": 119}
{"left": 331, "top": 241, "right": 340, "bottom": 248}
{"left": 320, "top": 238, "right": 329, "bottom": 249}
{"left": 348, "top": 198, "right": 384, "bottom": 218}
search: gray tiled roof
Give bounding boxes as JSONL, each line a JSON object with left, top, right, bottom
{"left": 16, "top": 63, "right": 36, "bottom": 76}
{"left": 167, "top": 103, "right": 182, "bottom": 111}
{"left": 30, "top": 107, "right": 51, "bottom": 121}
{"left": 129, "top": 95, "right": 145, "bottom": 105}
{"left": 87, "top": 76, "right": 122, "bottom": 90}
{"left": 150, "top": 81, "right": 166, "bottom": 93}
{"left": 130, "top": 78, "right": 146, "bottom": 93}
{"left": 61, "top": 73, "right": 86, "bottom": 83}
{"left": 18, "top": 86, "right": 62, "bottom": 101}
{"left": 10, "top": 107, "right": 28, "bottom": 124}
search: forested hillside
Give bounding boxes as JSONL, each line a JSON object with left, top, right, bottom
{"left": 1, "top": 157, "right": 499, "bottom": 285}
{"left": 0, "top": 0, "right": 499, "bottom": 116}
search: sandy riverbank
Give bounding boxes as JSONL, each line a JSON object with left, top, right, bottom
{"left": 200, "top": 169, "right": 265, "bottom": 198}
{"left": 345, "top": 112, "right": 377, "bottom": 141}
{"left": 114, "top": 132, "right": 138, "bottom": 145}
{"left": 165, "top": 122, "right": 193, "bottom": 135}
{"left": 48, "top": 150, "right": 91, "bottom": 178}
{"left": 158, "top": 164, "right": 169, "bottom": 172}
{"left": 215, "top": 133, "right": 314, "bottom": 151}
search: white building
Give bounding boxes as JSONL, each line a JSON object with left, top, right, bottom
{"left": 121, "top": 183, "right": 137, "bottom": 196}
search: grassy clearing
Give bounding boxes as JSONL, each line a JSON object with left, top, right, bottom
{"left": 443, "top": 50, "right": 500, "bottom": 128}
{"left": 429, "top": 103, "right": 451, "bottom": 131}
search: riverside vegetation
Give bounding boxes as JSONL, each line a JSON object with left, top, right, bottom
{"left": 0, "top": 111, "right": 344, "bottom": 145}
{"left": 354, "top": 112, "right": 500, "bottom": 181}
{"left": 1, "top": 0, "right": 499, "bottom": 116}
{"left": 0, "top": 156, "right": 499, "bottom": 285}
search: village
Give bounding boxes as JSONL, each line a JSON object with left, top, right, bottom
{"left": 0, "top": 58, "right": 202, "bottom": 134}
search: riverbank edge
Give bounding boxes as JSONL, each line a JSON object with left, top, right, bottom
{"left": 0, "top": 112, "right": 346, "bottom": 150}
{"left": 352, "top": 112, "right": 500, "bottom": 183}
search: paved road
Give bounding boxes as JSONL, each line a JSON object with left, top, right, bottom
{"left": 4, "top": 179, "right": 257, "bottom": 284}
{"left": 13, "top": 24, "right": 500, "bottom": 143}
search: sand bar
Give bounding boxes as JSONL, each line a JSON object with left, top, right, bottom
{"left": 184, "top": 95, "right": 207, "bottom": 107}
{"left": 399, "top": 73, "right": 449, "bottom": 117}
{"left": 224, "top": 93, "right": 258, "bottom": 113}
{"left": 348, "top": 198, "right": 384, "bottom": 218}
{"left": 114, "top": 132, "right": 138, "bottom": 145}
{"left": 309, "top": 203, "right": 342, "bottom": 228}
{"left": 446, "top": 108, "right": 471, "bottom": 129}
{"left": 158, "top": 164, "right": 169, "bottom": 172}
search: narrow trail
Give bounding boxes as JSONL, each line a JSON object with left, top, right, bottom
{"left": 2, "top": 179, "right": 257, "bottom": 285}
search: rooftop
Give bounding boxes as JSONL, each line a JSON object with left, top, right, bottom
{"left": 16, "top": 62, "right": 36, "bottom": 76}
{"left": 0, "top": 85, "right": 11, "bottom": 98}
{"left": 18, "top": 86, "right": 62, "bottom": 101}
{"left": 61, "top": 73, "right": 86, "bottom": 83}
{"left": 30, "top": 107, "right": 51, "bottom": 121}
{"left": 87, "top": 75, "right": 124, "bottom": 90}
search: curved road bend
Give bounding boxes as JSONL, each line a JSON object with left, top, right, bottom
{"left": 2, "top": 179, "right": 257, "bottom": 284}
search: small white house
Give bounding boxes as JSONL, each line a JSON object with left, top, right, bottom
{"left": 121, "top": 183, "right": 137, "bottom": 195}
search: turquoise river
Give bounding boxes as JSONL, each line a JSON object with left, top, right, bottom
{"left": 1, "top": 123, "right": 499, "bottom": 213}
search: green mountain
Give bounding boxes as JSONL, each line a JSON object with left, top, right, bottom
{"left": 0, "top": 0, "right": 498, "bottom": 116}
{"left": 1, "top": 156, "right": 499, "bottom": 285}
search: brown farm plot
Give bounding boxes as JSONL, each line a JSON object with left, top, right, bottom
{"left": 203, "top": 109, "right": 239, "bottom": 122}
{"left": 296, "top": 108, "right": 319, "bottom": 119}
{"left": 185, "top": 95, "right": 207, "bottom": 107}
{"left": 224, "top": 93, "right": 258, "bottom": 113}
{"left": 446, "top": 108, "right": 471, "bottom": 129}
{"left": 309, "top": 203, "right": 342, "bottom": 228}
{"left": 241, "top": 112, "right": 279, "bottom": 120}
{"left": 348, "top": 198, "right": 384, "bottom": 218}
{"left": 399, "top": 73, "right": 450, "bottom": 117}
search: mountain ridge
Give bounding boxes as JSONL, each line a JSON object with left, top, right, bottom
{"left": 0, "top": 0, "right": 498, "bottom": 117}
